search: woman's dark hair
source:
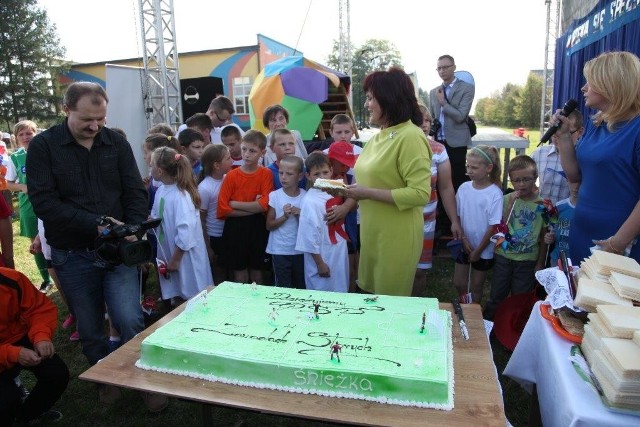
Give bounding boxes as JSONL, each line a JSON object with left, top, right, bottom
{"left": 362, "top": 67, "right": 423, "bottom": 127}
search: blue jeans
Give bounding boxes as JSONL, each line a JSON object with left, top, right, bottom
{"left": 51, "top": 247, "right": 144, "bottom": 365}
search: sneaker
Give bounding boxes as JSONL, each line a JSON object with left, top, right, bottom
{"left": 140, "top": 391, "right": 168, "bottom": 413}
{"left": 98, "top": 384, "right": 122, "bottom": 405}
{"left": 69, "top": 331, "right": 80, "bottom": 341}
{"left": 62, "top": 314, "right": 75, "bottom": 329}
{"left": 38, "top": 282, "right": 52, "bottom": 293}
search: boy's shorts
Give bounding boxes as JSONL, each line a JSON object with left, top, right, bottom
{"left": 222, "top": 214, "right": 270, "bottom": 271}
{"left": 209, "top": 235, "right": 226, "bottom": 267}
{"left": 455, "top": 252, "right": 495, "bottom": 272}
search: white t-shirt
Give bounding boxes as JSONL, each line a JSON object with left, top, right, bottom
{"left": 456, "top": 182, "right": 503, "bottom": 260}
{"left": 266, "top": 188, "right": 306, "bottom": 255}
{"left": 198, "top": 176, "right": 225, "bottom": 237}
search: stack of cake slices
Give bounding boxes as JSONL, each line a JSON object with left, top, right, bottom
{"left": 581, "top": 305, "right": 640, "bottom": 410}
{"left": 610, "top": 272, "right": 640, "bottom": 301}
{"left": 575, "top": 250, "right": 639, "bottom": 312}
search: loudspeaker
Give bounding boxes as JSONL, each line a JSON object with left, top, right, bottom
{"left": 180, "top": 77, "right": 224, "bottom": 121}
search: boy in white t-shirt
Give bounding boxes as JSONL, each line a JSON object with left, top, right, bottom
{"left": 295, "top": 152, "right": 349, "bottom": 292}
{"left": 266, "top": 155, "right": 306, "bottom": 288}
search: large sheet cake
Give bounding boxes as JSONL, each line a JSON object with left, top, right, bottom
{"left": 136, "top": 282, "right": 454, "bottom": 409}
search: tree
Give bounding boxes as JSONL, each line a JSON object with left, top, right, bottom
{"left": 327, "top": 39, "right": 402, "bottom": 127}
{"left": 0, "top": 0, "right": 67, "bottom": 131}
{"left": 517, "top": 73, "right": 543, "bottom": 128}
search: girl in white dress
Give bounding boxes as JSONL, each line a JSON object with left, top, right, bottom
{"left": 151, "top": 147, "right": 213, "bottom": 305}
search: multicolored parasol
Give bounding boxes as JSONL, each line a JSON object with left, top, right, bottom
{"left": 249, "top": 56, "right": 350, "bottom": 140}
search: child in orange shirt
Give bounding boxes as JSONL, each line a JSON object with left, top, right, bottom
{"left": 217, "top": 130, "right": 274, "bottom": 284}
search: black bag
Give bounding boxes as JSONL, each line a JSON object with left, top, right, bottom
{"left": 466, "top": 116, "right": 477, "bottom": 137}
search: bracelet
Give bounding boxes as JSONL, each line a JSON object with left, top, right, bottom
{"left": 608, "top": 236, "right": 622, "bottom": 254}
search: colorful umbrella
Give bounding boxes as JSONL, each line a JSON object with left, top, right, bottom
{"left": 249, "top": 56, "right": 349, "bottom": 140}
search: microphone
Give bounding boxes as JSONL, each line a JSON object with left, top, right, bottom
{"left": 539, "top": 99, "right": 578, "bottom": 145}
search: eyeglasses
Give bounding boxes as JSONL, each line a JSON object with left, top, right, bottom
{"left": 509, "top": 177, "right": 535, "bottom": 184}
{"left": 436, "top": 65, "right": 454, "bottom": 71}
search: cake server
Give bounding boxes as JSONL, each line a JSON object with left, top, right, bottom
{"left": 451, "top": 299, "right": 470, "bottom": 340}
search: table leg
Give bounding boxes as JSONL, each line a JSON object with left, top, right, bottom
{"left": 502, "top": 147, "right": 512, "bottom": 190}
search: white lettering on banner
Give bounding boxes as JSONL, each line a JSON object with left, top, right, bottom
{"left": 593, "top": 9, "right": 606, "bottom": 31}
{"left": 610, "top": 0, "right": 640, "bottom": 20}
{"left": 566, "top": 20, "right": 590, "bottom": 48}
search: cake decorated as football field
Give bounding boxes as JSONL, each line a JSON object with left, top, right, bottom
{"left": 136, "top": 281, "right": 454, "bottom": 409}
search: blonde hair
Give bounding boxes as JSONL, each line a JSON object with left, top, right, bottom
{"left": 152, "top": 147, "right": 200, "bottom": 208}
{"left": 14, "top": 120, "right": 38, "bottom": 136}
{"left": 467, "top": 145, "right": 501, "bottom": 186}
{"left": 417, "top": 104, "right": 433, "bottom": 122}
{"left": 584, "top": 51, "right": 640, "bottom": 130}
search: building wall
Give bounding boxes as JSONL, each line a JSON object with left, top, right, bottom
{"left": 561, "top": 0, "right": 600, "bottom": 32}
{"left": 59, "top": 34, "right": 298, "bottom": 130}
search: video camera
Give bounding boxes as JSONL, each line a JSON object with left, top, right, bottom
{"left": 94, "top": 216, "right": 161, "bottom": 270}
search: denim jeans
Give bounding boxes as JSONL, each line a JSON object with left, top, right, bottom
{"left": 51, "top": 247, "right": 144, "bottom": 365}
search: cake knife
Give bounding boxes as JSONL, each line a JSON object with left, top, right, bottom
{"left": 451, "top": 299, "right": 470, "bottom": 340}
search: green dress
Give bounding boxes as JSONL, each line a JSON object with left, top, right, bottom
{"left": 354, "top": 121, "right": 432, "bottom": 296}
{"left": 10, "top": 148, "right": 37, "bottom": 238}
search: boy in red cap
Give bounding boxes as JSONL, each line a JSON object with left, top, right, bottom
{"left": 1, "top": 267, "right": 69, "bottom": 425}
{"left": 326, "top": 140, "right": 359, "bottom": 292}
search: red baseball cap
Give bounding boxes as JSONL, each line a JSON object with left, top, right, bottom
{"left": 327, "top": 141, "right": 356, "bottom": 168}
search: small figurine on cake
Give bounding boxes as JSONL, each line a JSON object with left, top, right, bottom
{"left": 330, "top": 341, "right": 342, "bottom": 362}
{"left": 313, "top": 302, "right": 320, "bottom": 319}
{"left": 268, "top": 308, "right": 279, "bottom": 324}
{"left": 363, "top": 295, "right": 379, "bottom": 304}
{"left": 420, "top": 312, "right": 426, "bottom": 334}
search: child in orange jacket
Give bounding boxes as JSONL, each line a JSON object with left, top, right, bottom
{"left": 0, "top": 267, "right": 69, "bottom": 425}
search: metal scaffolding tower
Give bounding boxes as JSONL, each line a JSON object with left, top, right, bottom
{"left": 540, "top": 0, "right": 561, "bottom": 134}
{"left": 138, "top": 0, "right": 182, "bottom": 129}
{"left": 338, "top": 0, "right": 352, "bottom": 105}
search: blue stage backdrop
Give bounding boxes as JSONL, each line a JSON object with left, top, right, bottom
{"left": 553, "top": 0, "right": 640, "bottom": 118}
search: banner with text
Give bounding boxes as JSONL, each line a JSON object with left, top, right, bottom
{"left": 565, "top": 0, "right": 640, "bottom": 55}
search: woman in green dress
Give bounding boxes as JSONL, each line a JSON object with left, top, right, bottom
{"left": 346, "top": 67, "right": 432, "bottom": 296}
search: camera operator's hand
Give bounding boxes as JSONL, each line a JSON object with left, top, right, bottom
{"left": 98, "top": 216, "right": 138, "bottom": 242}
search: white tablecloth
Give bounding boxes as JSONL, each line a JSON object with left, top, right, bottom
{"left": 503, "top": 301, "right": 638, "bottom": 427}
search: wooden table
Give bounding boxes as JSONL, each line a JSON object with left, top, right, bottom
{"left": 80, "top": 303, "right": 506, "bottom": 426}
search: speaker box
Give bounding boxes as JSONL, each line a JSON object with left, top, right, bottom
{"left": 180, "top": 76, "right": 224, "bottom": 121}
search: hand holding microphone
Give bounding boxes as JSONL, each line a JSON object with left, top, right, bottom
{"left": 538, "top": 99, "right": 578, "bottom": 145}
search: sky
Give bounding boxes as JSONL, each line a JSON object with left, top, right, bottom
{"left": 38, "top": 0, "right": 549, "bottom": 100}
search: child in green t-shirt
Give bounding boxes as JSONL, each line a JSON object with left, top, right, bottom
{"left": 8, "top": 120, "right": 50, "bottom": 291}
{"left": 483, "top": 155, "right": 548, "bottom": 321}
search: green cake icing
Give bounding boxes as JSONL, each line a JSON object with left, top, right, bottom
{"left": 136, "top": 282, "right": 454, "bottom": 409}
